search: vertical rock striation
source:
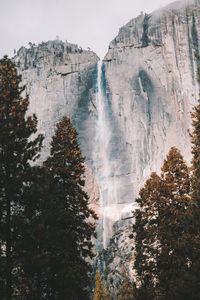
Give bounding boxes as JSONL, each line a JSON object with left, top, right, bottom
{"left": 14, "top": 40, "right": 101, "bottom": 217}
{"left": 13, "top": 0, "right": 200, "bottom": 252}
{"left": 100, "top": 1, "right": 200, "bottom": 292}
{"left": 14, "top": 40, "right": 99, "bottom": 162}
{"left": 103, "top": 0, "right": 200, "bottom": 210}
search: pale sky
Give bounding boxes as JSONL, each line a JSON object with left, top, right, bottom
{"left": 0, "top": 0, "right": 179, "bottom": 59}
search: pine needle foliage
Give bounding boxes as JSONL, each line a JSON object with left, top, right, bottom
{"left": 0, "top": 56, "right": 43, "bottom": 299}
{"left": 133, "top": 147, "right": 193, "bottom": 300}
{"left": 93, "top": 270, "right": 103, "bottom": 300}
{"left": 188, "top": 103, "right": 200, "bottom": 299}
{"left": 40, "top": 117, "right": 97, "bottom": 299}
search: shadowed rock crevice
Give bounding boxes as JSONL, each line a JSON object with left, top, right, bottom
{"left": 141, "top": 14, "right": 151, "bottom": 47}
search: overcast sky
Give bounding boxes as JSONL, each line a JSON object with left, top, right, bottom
{"left": 1, "top": 0, "right": 178, "bottom": 58}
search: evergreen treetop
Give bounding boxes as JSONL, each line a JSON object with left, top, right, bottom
{"left": 0, "top": 56, "right": 43, "bottom": 299}
{"left": 133, "top": 147, "right": 193, "bottom": 300}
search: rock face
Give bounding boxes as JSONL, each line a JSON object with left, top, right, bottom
{"left": 99, "top": 221, "right": 135, "bottom": 298}
{"left": 14, "top": 40, "right": 101, "bottom": 223}
{"left": 12, "top": 1, "right": 200, "bottom": 296}
{"left": 103, "top": 0, "right": 200, "bottom": 208}
{"left": 92, "top": 0, "right": 200, "bottom": 250}
{"left": 14, "top": 1, "right": 200, "bottom": 254}
{"left": 14, "top": 40, "right": 99, "bottom": 162}
{"left": 97, "top": 1, "right": 200, "bottom": 294}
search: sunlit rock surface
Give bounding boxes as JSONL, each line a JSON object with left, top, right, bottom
{"left": 14, "top": 0, "right": 200, "bottom": 251}
{"left": 102, "top": 221, "right": 135, "bottom": 298}
{"left": 14, "top": 40, "right": 99, "bottom": 162}
{"left": 104, "top": 0, "right": 200, "bottom": 206}
{"left": 98, "top": 1, "right": 200, "bottom": 290}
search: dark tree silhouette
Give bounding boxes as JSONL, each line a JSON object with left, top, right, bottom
{"left": 133, "top": 147, "right": 193, "bottom": 300}
{"left": 25, "top": 117, "right": 97, "bottom": 299}
{"left": 0, "top": 56, "right": 43, "bottom": 299}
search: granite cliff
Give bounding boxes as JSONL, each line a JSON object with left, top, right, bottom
{"left": 14, "top": 40, "right": 101, "bottom": 222}
{"left": 14, "top": 40, "right": 99, "bottom": 161}
{"left": 14, "top": 1, "right": 200, "bottom": 260}
{"left": 103, "top": 0, "right": 200, "bottom": 217}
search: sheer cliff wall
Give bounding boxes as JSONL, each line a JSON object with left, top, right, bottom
{"left": 103, "top": 0, "right": 200, "bottom": 204}
{"left": 13, "top": 0, "right": 200, "bottom": 247}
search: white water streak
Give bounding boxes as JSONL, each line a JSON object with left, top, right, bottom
{"left": 94, "top": 60, "right": 112, "bottom": 248}
{"left": 94, "top": 61, "right": 135, "bottom": 248}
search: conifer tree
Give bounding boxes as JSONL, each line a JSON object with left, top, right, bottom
{"left": 0, "top": 56, "right": 43, "bottom": 299}
{"left": 158, "top": 147, "right": 191, "bottom": 299}
{"left": 39, "top": 117, "right": 97, "bottom": 299}
{"left": 133, "top": 172, "right": 161, "bottom": 300}
{"left": 93, "top": 270, "right": 103, "bottom": 300}
{"left": 15, "top": 166, "right": 47, "bottom": 299}
{"left": 189, "top": 103, "right": 200, "bottom": 299}
{"left": 133, "top": 147, "right": 192, "bottom": 299}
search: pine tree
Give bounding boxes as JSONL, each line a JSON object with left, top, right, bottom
{"left": 158, "top": 147, "right": 191, "bottom": 299}
{"left": 39, "top": 117, "right": 97, "bottom": 299}
{"left": 93, "top": 270, "right": 103, "bottom": 300}
{"left": 133, "top": 147, "right": 192, "bottom": 300}
{"left": 133, "top": 172, "right": 162, "bottom": 300}
{"left": 0, "top": 56, "right": 43, "bottom": 299}
{"left": 15, "top": 166, "right": 47, "bottom": 299}
{"left": 188, "top": 103, "right": 200, "bottom": 299}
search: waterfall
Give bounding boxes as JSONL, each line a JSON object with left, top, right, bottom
{"left": 94, "top": 60, "right": 112, "bottom": 249}
{"left": 94, "top": 61, "right": 118, "bottom": 248}
{"left": 94, "top": 60, "right": 134, "bottom": 249}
